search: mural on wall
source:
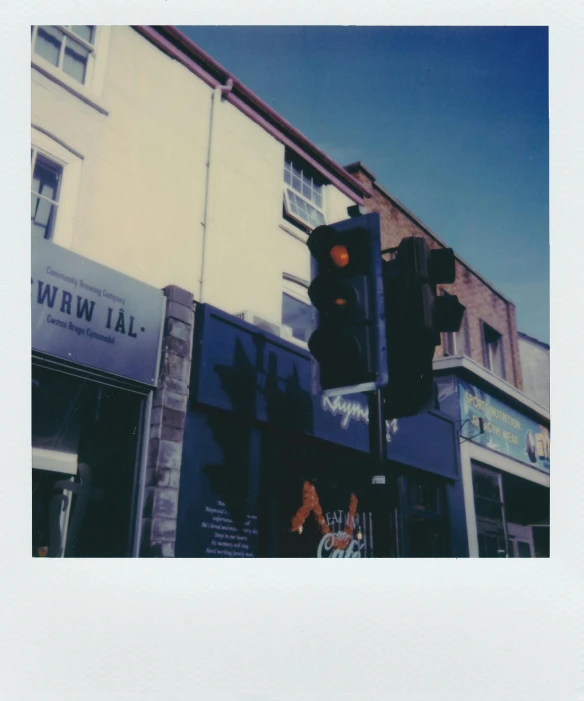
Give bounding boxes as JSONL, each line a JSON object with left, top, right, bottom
{"left": 288, "top": 481, "right": 373, "bottom": 558}
{"left": 458, "top": 379, "right": 550, "bottom": 473}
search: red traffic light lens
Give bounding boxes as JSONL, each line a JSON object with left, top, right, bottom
{"left": 329, "top": 245, "right": 350, "bottom": 268}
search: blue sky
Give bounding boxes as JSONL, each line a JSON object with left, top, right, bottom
{"left": 179, "top": 26, "right": 549, "bottom": 343}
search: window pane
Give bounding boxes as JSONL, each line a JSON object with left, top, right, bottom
{"left": 408, "top": 480, "right": 440, "bottom": 513}
{"left": 302, "top": 182, "right": 311, "bottom": 198}
{"left": 473, "top": 471, "right": 500, "bottom": 501}
{"left": 284, "top": 169, "right": 291, "bottom": 185}
{"left": 282, "top": 293, "right": 312, "bottom": 342}
{"left": 71, "top": 25, "right": 95, "bottom": 44}
{"left": 35, "top": 26, "right": 63, "bottom": 66}
{"left": 292, "top": 176, "right": 301, "bottom": 193}
{"left": 313, "top": 192, "right": 322, "bottom": 209}
{"left": 457, "top": 313, "right": 470, "bottom": 356}
{"left": 32, "top": 195, "right": 56, "bottom": 239}
{"left": 517, "top": 541, "right": 532, "bottom": 558}
{"left": 491, "top": 336, "right": 505, "bottom": 378}
{"left": 408, "top": 517, "right": 445, "bottom": 557}
{"left": 63, "top": 38, "right": 89, "bottom": 83}
{"left": 33, "top": 155, "right": 61, "bottom": 202}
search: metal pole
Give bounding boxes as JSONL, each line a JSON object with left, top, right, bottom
{"left": 368, "top": 389, "right": 394, "bottom": 557}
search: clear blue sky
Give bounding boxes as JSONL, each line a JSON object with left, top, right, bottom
{"left": 179, "top": 26, "right": 549, "bottom": 343}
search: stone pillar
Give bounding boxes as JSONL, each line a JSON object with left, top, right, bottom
{"left": 140, "top": 285, "right": 195, "bottom": 557}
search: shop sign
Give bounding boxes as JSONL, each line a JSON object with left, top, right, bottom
{"left": 458, "top": 379, "right": 550, "bottom": 472}
{"left": 32, "top": 239, "right": 165, "bottom": 386}
{"left": 320, "top": 394, "right": 399, "bottom": 441}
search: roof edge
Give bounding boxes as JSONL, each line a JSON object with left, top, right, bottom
{"left": 134, "top": 26, "right": 372, "bottom": 204}
{"left": 518, "top": 331, "right": 550, "bottom": 350}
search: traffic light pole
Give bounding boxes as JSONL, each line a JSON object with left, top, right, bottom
{"left": 368, "top": 389, "right": 397, "bottom": 558}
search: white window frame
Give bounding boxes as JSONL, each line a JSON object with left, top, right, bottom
{"left": 283, "top": 158, "right": 327, "bottom": 231}
{"left": 482, "top": 321, "right": 506, "bottom": 380}
{"left": 32, "top": 127, "right": 83, "bottom": 249}
{"left": 443, "top": 304, "right": 470, "bottom": 357}
{"left": 31, "top": 25, "right": 111, "bottom": 115}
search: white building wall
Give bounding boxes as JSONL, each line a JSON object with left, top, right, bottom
{"left": 518, "top": 336, "right": 550, "bottom": 410}
{"left": 31, "top": 25, "right": 357, "bottom": 330}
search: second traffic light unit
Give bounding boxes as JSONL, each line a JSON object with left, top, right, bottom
{"left": 383, "top": 236, "right": 465, "bottom": 417}
{"left": 307, "top": 213, "right": 388, "bottom": 396}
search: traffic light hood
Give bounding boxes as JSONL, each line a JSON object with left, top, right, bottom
{"left": 307, "top": 224, "right": 370, "bottom": 275}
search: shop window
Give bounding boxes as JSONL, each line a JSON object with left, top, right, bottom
{"left": 482, "top": 322, "right": 505, "bottom": 379}
{"left": 31, "top": 150, "right": 63, "bottom": 240}
{"left": 472, "top": 464, "right": 508, "bottom": 557}
{"left": 282, "top": 275, "right": 312, "bottom": 344}
{"left": 443, "top": 294, "right": 470, "bottom": 357}
{"left": 401, "top": 473, "right": 447, "bottom": 558}
{"left": 283, "top": 156, "right": 326, "bottom": 231}
{"left": 31, "top": 365, "right": 144, "bottom": 558}
{"left": 32, "top": 26, "right": 96, "bottom": 85}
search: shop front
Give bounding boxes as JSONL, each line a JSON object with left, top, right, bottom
{"left": 31, "top": 239, "right": 166, "bottom": 557}
{"left": 175, "top": 304, "right": 469, "bottom": 558}
{"left": 437, "top": 371, "right": 550, "bottom": 558}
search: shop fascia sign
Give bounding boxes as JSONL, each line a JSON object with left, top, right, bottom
{"left": 320, "top": 394, "right": 399, "bottom": 441}
{"left": 458, "top": 379, "right": 550, "bottom": 472}
{"left": 32, "top": 239, "right": 165, "bottom": 387}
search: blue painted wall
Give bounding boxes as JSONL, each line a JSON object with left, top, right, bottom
{"left": 177, "top": 304, "right": 469, "bottom": 557}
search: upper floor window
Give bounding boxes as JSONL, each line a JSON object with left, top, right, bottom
{"left": 32, "top": 26, "right": 96, "bottom": 85}
{"left": 283, "top": 158, "right": 326, "bottom": 230}
{"left": 31, "top": 149, "right": 63, "bottom": 240}
{"left": 442, "top": 293, "right": 470, "bottom": 357}
{"left": 482, "top": 322, "right": 505, "bottom": 379}
{"left": 282, "top": 276, "right": 312, "bottom": 344}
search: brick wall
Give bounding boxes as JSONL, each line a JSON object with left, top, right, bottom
{"left": 346, "top": 163, "right": 523, "bottom": 390}
{"left": 140, "top": 285, "right": 195, "bottom": 557}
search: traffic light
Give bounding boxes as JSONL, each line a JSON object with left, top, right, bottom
{"left": 383, "top": 236, "right": 464, "bottom": 418}
{"left": 306, "top": 213, "right": 388, "bottom": 396}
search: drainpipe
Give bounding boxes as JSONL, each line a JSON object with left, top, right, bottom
{"left": 198, "top": 78, "right": 233, "bottom": 303}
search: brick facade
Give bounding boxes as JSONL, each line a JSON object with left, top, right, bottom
{"left": 140, "top": 285, "right": 195, "bottom": 557}
{"left": 345, "top": 162, "right": 523, "bottom": 390}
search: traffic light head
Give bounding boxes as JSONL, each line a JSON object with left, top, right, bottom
{"left": 307, "top": 214, "right": 388, "bottom": 396}
{"left": 383, "top": 236, "right": 464, "bottom": 418}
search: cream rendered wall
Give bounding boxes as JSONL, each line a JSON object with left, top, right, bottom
{"left": 325, "top": 182, "right": 355, "bottom": 225}
{"left": 200, "top": 94, "right": 285, "bottom": 321}
{"left": 32, "top": 26, "right": 211, "bottom": 295}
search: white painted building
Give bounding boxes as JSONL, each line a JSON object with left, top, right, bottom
{"left": 31, "top": 25, "right": 368, "bottom": 337}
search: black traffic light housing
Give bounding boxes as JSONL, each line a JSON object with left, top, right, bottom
{"left": 307, "top": 213, "right": 388, "bottom": 396}
{"left": 383, "top": 236, "right": 464, "bottom": 418}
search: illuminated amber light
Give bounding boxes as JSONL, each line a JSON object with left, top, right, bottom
{"left": 329, "top": 245, "right": 349, "bottom": 268}
{"left": 335, "top": 298, "right": 348, "bottom": 307}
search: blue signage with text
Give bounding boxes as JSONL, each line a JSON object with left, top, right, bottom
{"left": 32, "top": 239, "right": 165, "bottom": 386}
{"left": 458, "top": 379, "right": 550, "bottom": 472}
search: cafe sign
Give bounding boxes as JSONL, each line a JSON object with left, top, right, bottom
{"left": 32, "top": 239, "right": 165, "bottom": 386}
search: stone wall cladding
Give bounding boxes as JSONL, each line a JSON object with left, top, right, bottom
{"left": 346, "top": 164, "right": 523, "bottom": 390}
{"left": 140, "top": 284, "right": 195, "bottom": 557}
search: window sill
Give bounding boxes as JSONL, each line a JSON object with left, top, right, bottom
{"left": 279, "top": 220, "right": 308, "bottom": 243}
{"left": 32, "top": 57, "right": 110, "bottom": 116}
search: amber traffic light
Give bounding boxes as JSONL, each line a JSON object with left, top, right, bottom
{"left": 306, "top": 214, "right": 388, "bottom": 395}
